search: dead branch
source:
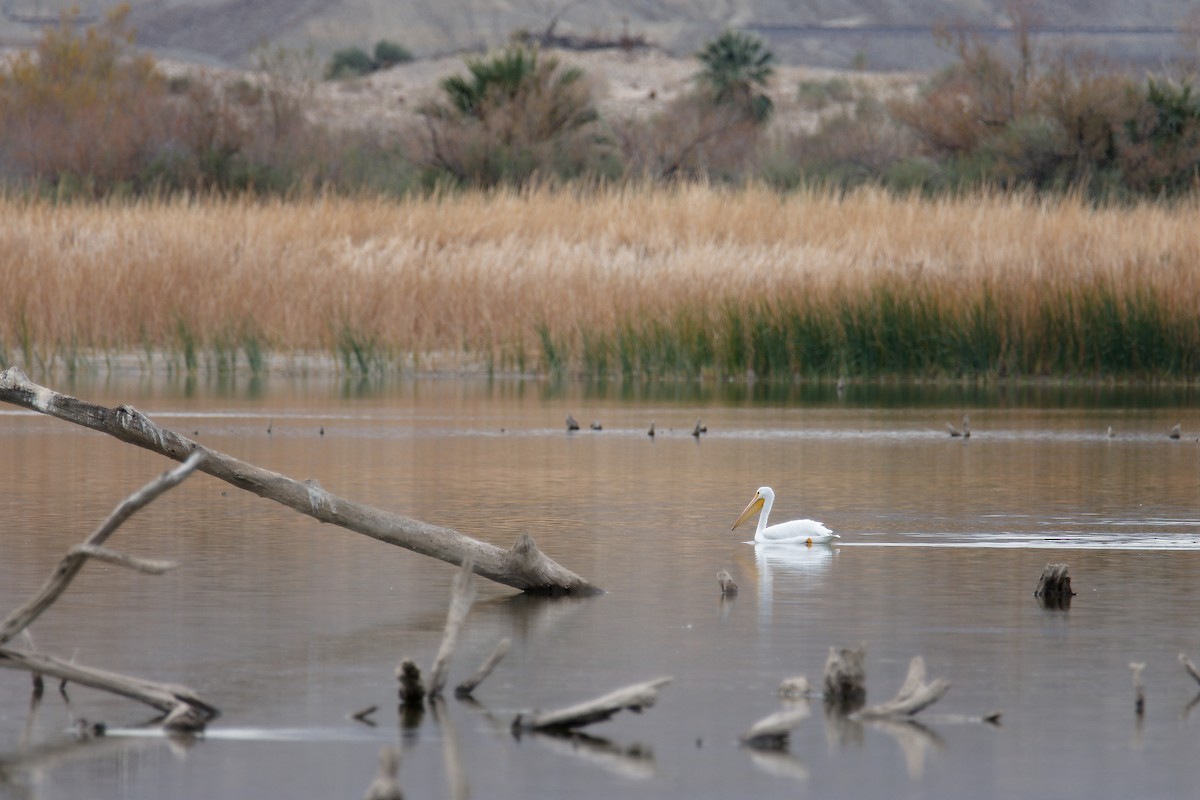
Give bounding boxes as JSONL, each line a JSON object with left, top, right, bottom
{"left": 857, "top": 657, "right": 950, "bottom": 719}
{"left": 0, "top": 451, "right": 204, "bottom": 646}
{"left": 0, "top": 367, "right": 597, "bottom": 595}
{"left": 363, "top": 746, "right": 403, "bottom": 800}
{"left": 0, "top": 449, "right": 217, "bottom": 729}
{"left": 778, "top": 676, "right": 813, "bottom": 699}
{"left": 455, "top": 637, "right": 511, "bottom": 698}
{"left": 1130, "top": 662, "right": 1146, "bottom": 716}
{"left": 428, "top": 559, "right": 477, "bottom": 699}
{"left": 0, "top": 648, "right": 215, "bottom": 719}
{"left": 740, "top": 704, "right": 811, "bottom": 749}
{"left": 1180, "top": 653, "right": 1200, "bottom": 687}
{"left": 513, "top": 677, "right": 673, "bottom": 732}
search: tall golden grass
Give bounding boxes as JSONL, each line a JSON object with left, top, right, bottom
{"left": 2, "top": 185, "right": 1198, "bottom": 378}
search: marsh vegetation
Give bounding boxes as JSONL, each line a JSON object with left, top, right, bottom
{"left": 1, "top": 185, "right": 1198, "bottom": 380}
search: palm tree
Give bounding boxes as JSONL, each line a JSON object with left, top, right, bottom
{"left": 695, "top": 30, "right": 776, "bottom": 123}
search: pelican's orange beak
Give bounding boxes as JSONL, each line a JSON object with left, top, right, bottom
{"left": 732, "top": 493, "right": 764, "bottom": 531}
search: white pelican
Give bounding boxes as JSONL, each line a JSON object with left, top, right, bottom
{"left": 732, "top": 486, "right": 838, "bottom": 545}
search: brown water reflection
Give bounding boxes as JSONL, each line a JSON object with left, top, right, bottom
{"left": 1, "top": 376, "right": 1199, "bottom": 800}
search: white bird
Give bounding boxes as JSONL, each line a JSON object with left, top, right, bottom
{"left": 732, "top": 486, "right": 838, "bottom": 545}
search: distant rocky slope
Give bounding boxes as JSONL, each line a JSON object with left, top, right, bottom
{"left": 0, "top": 0, "right": 1192, "bottom": 69}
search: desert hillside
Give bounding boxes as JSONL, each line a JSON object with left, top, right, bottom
{"left": 0, "top": 0, "right": 1194, "bottom": 70}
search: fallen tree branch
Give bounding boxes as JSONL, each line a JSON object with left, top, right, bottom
{"left": 1180, "top": 653, "right": 1200, "bottom": 687}
{"left": 456, "top": 638, "right": 511, "bottom": 698}
{"left": 740, "top": 704, "right": 811, "bottom": 749}
{"left": 0, "top": 367, "right": 598, "bottom": 595}
{"left": 0, "top": 450, "right": 217, "bottom": 729}
{"left": 513, "top": 677, "right": 673, "bottom": 732}
{"left": 857, "top": 657, "right": 950, "bottom": 719}
{"left": 428, "top": 559, "right": 476, "bottom": 699}
{"left": 0, "top": 647, "right": 216, "bottom": 720}
{"left": 0, "top": 451, "right": 203, "bottom": 646}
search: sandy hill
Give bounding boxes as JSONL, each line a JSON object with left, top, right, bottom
{"left": 0, "top": 0, "right": 1194, "bottom": 70}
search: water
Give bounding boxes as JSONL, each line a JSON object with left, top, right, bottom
{"left": 1, "top": 376, "right": 1199, "bottom": 800}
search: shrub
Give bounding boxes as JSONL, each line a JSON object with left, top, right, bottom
{"left": 373, "top": 40, "right": 413, "bottom": 68}
{"left": 421, "top": 46, "right": 614, "bottom": 186}
{"left": 327, "top": 47, "right": 375, "bottom": 79}
{"left": 0, "top": 5, "right": 169, "bottom": 194}
{"left": 695, "top": 29, "right": 776, "bottom": 123}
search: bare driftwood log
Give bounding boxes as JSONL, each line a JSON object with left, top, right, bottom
{"left": 740, "top": 704, "right": 811, "bottom": 749}
{"left": 857, "top": 657, "right": 950, "bottom": 719}
{"left": 1180, "top": 653, "right": 1200, "bottom": 687}
{"left": 0, "top": 367, "right": 597, "bottom": 595}
{"left": 823, "top": 646, "right": 867, "bottom": 713}
{"left": 363, "top": 746, "right": 404, "bottom": 800}
{"left": 428, "top": 559, "right": 477, "bottom": 699}
{"left": 0, "top": 451, "right": 201, "bottom": 646}
{"left": 512, "top": 677, "right": 673, "bottom": 732}
{"left": 716, "top": 569, "right": 738, "bottom": 596}
{"left": 1130, "top": 662, "right": 1146, "bottom": 716}
{"left": 0, "top": 451, "right": 218, "bottom": 730}
{"left": 778, "top": 676, "right": 813, "bottom": 699}
{"left": 1033, "top": 564, "right": 1075, "bottom": 598}
{"left": 455, "top": 638, "right": 511, "bottom": 698}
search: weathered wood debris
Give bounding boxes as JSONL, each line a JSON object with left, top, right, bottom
{"left": 1033, "top": 564, "right": 1075, "bottom": 599}
{"left": 823, "top": 645, "right": 868, "bottom": 713}
{"left": 0, "top": 367, "right": 597, "bottom": 595}
{"left": 0, "top": 451, "right": 218, "bottom": 731}
{"left": 512, "top": 677, "right": 674, "bottom": 733}
{"left": 1130, "top": 662, "right": 1146, "bottom": 716}
{"left": 717, "top": 569, "right": 738, "bottom": 596}
{"left": 740, "top": 705, "right": 811, "bottom": 749}
{"left": 363, "top": 746, "right": 404, "bottom": 800}
{"left": 455, "top": 638, "right": 511, "bottom": 698}
{"left": 1180, "top": 653, "right": 1200, "bottom": 687}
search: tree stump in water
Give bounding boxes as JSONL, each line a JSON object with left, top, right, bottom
{"left": 823, "top": 645, "right": 867, "bottom": 714}
{"left": 716, "top": 570, "right": 738, "bottom": 596}
{"left": 1033, "top": 564, "right": 1075, "bottom": 608}
{"left": 396, "top": 659, "right": 425, "bottom": 707}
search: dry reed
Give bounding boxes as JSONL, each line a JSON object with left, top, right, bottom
{"left": 2, "top": 185, "right": 1198, "bottom": 378}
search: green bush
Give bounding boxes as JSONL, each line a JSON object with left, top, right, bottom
{"left": 373, "top": 40, "right": 413, "bottom": 68}
{"left": 326, "top": 47, "right": 375, "bottom": 79}
{"left": 695, "top": 30, "right": 776, "bottom": 123}
{"left": 421, "top": 45, "right": 614, "bottom": 186}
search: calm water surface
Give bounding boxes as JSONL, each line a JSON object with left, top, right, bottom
{"left": 1, "top": 377, "right": 1199, "bottom": 800}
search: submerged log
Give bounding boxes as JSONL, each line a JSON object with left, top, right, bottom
{"left": 740, "top": 704, "right": 811, "bottom": 749}
{"left": 1033, "top": 564, "right": 1075, "bottom": 598}
{"left": 0, "top": 367, "right": 597, "bottom": 595}
{"left": 512, "top": 676, "right": 673, "bottom": 733}
{"left": 823, "top": 646, "right": 867, "bottom": 713}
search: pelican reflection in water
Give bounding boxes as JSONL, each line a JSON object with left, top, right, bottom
{"left": 732, "top": 486, "right": 839, "bottom": 545}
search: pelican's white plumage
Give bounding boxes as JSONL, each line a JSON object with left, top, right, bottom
{"left": 732, "top": 486, "right": 838, "bottom": 545}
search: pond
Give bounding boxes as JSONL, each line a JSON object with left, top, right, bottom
{"left": 1, "top": 376, "right": 1199, "bottom": 800}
